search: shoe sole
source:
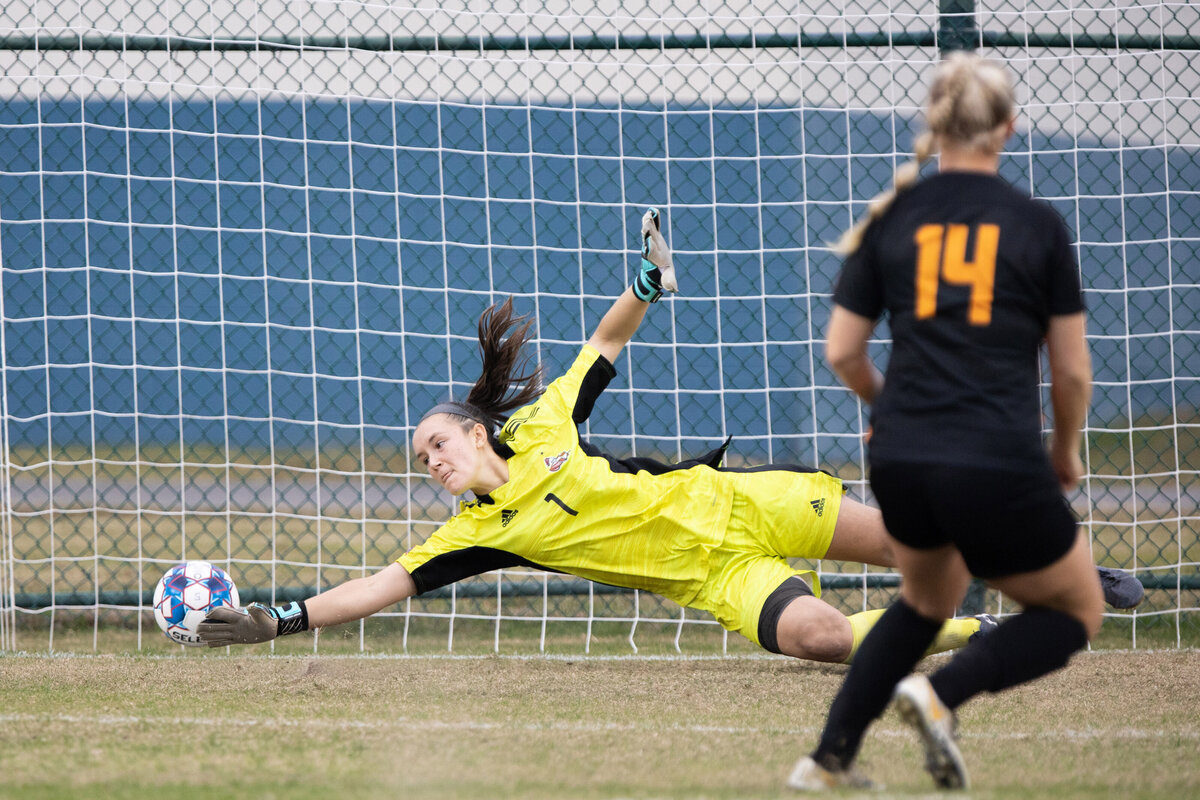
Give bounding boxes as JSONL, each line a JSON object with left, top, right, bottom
{"left": 894, "top": 690, "right": 970, "bottom": 790}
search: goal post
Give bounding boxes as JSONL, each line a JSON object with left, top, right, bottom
{"left": 0, "top": 0, "right": 1196, "bottom": 653}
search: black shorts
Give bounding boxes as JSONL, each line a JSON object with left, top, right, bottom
{"left": 869, "top": 460, "right": 1078, "bottom": 579}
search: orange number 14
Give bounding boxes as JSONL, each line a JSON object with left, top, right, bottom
{"left": 914, "top": 223, "right": 1000, "bottom": 325}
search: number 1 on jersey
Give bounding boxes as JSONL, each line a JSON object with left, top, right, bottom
{"left": 914, "top": 223, "right": 1000, "bottom": 325}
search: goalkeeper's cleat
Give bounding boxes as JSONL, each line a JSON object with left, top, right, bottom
{"left": 786, "top": 755, "right": 880, "bottom": 792}
{"left": 1097, "top": 566, "right": 1144, "bottom": 609}
{"left": 893, "top": 675, "right": 970, "bottom": 790}
{"left": 968, "top": 613, "right": 998, "bottom": 643}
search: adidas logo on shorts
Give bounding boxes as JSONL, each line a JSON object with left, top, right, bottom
{"left": 810, "top": 498, "right": 825, "bottom": 517}
{"left": 501, "top": 509, "right": 518, "bottom": 527}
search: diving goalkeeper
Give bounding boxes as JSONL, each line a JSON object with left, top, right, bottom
{"left": 198, "top": 209, "right": 1140, "bottom": 661}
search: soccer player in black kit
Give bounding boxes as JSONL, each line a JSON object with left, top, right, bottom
{"left": 788, "top": 53, "right": 1107, "bottom": 791}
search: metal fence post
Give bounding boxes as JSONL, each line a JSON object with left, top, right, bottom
{"left": 939, "top": 0, "right": 978, "bottom": 54}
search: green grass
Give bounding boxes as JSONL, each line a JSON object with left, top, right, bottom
{"left": 0, "top": 650, "right": 1197, "bottom": 799}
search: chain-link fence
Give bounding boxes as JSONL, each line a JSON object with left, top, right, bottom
{"left": 0, "top": 1, "right": 1196, "bottom": 653}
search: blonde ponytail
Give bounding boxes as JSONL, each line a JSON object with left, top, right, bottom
{"left": 833, "top": 131, "right": 935, "bottom": 256}
{"left": 833, "top": 53, "right": 1015, "bottom": 257}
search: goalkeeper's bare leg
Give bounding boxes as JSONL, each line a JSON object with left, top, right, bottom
{"left": 770, "top": 595, "right": 986, "bottom": 664}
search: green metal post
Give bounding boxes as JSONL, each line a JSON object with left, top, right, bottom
{"left": 939, "top": 0, "right": 978, "bottom": 54}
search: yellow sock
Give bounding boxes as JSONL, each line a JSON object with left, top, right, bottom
{"left": 924, "top": 617, "right": 980, "bottom": 657}
{"left": 842, "top": 610, "right": 981, "bottom": 664}
{"left": 843, "top": 609, "right": 885, "bottom": 664}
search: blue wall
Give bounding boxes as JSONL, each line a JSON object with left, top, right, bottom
{"left": 1, "top": 97, "right": 1196, "bottom": 463}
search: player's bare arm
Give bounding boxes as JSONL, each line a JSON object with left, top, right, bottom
{"left": 304, "top": 562, "right": 417, "bottom": 629}
{"left": 1045, "top": 311, "right": 1092, "bottom": 490}
{"left": 825, "top": 304, "right": 884, "bottom": 405}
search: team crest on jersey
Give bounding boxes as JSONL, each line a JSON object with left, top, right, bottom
{"left": 544, "top": 451, "right": 570, "bottom": 472}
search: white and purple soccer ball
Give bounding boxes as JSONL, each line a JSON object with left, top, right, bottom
{"left": 152, "top": 561, "right": 240, "bottom": 646}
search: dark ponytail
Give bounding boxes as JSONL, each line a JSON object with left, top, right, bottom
{"left": 422, "top": 297, "right": 545, "bottom": 436}
{"left": 464, "top": 297, "right": 545, "bottom": 429}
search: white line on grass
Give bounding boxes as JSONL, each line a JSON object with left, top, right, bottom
{"left": 2, "top": 713, "right": 1196, "bottom": 742}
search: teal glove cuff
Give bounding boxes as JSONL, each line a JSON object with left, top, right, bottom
{"left": 257, "top": 600, "right": 309, "bottom": 637}
{"left": 632, "top": 265, "right": 663, "bottom": 303}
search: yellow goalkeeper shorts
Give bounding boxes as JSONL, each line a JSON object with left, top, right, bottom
{"left": 692, "top": 467, "right": 843, "bottom": 646}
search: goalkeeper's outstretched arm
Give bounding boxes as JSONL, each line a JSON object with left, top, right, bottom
{"left": 197, "top": 562, "right": 416, "bottom": 647}
{"left": 305, "top": 562, "right": 416, "bottom": 628}
{"left": 586, "top": 207, "right": 677, "bottom": 364}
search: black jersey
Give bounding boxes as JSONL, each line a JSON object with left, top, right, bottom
{"left": 833, "top": 172, "right": 1084, "bottom": 470}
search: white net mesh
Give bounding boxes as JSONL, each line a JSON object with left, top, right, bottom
{"left": 0, "top": 1, "right": 1196, "bottom": 653}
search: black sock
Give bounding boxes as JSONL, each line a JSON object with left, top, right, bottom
{"left": 930, "top": 606, "right": 1088, "bottom": 710}
{"left": 812, "top": 599, "right": 943, "bottom": 770}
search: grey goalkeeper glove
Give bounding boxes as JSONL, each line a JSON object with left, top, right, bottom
{"left": 196, "top": 600, "right": 309, "bottom": 647}
{"left": 632, "top": 207, "right": 677, "bottom": 303}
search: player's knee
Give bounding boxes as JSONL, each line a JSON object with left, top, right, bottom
{"left": 898, "top": 591, "right": 958, "bottom": 622}
{"left": 775, "top": 611, "right": 852, "bottom": 663}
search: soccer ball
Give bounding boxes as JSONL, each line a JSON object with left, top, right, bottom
{"left": 152, "top": 561, "right": 240, "bottom": 646}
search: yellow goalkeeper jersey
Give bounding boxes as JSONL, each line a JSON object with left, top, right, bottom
{"left": 398, "top": 344, "right": 736, "bottom": 609}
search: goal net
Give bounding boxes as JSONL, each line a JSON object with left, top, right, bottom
{"left": 1, "top": 0, "right": 1196, "bottom": 653}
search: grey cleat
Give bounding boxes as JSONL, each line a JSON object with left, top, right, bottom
{"left": 1097, "top": 566, "right": 1144, "bottom": 609}
{"left": 969, "top": 613, "right": 999, "bottom": 643}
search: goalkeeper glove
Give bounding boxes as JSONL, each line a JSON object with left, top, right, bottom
{"left": 196, "top": 600, "right": 309, "bottom": 647}
{"left": 632, "top": 207, "right": 678, "bottom": 303}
